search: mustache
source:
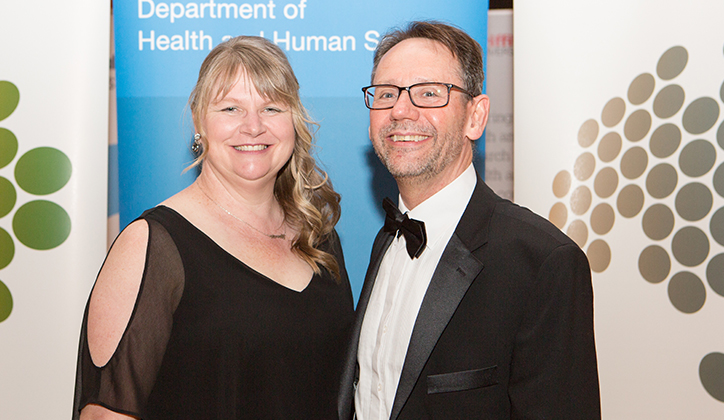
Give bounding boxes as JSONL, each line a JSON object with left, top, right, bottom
{"left": 378, "top": 122, "right": 436, "bottom": 138}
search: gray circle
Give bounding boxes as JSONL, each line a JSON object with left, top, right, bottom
{"left": 711, "top": 207, "right": 724, "bottom": 246}
{"left": 574, "top": 152, "right": 596, "bottom": 181}
{"left": 683, "top": 97, "right": 720, "bottom": 135}
{"left": 715, "top": 163, "right": 724, "bottom": 199}
{"left": 620, "top": 146, "right": 648, "bottom": 179}
{"left": 594, "top": 167, "right": 619, "bottom": 198}
{"left": 650, "top": 123, "right": 681, "bottom": 158}
{"left": 553, "top": 170, "right": 571, "bottom": 198}
{"left": 624, "top": 109, "right": 652, "bottom": 142}
{"left": 721, "top": 79, "right": 724, "bottom": 102}
{"left": 570, "top": 186, "right": 592, "bottom": 215}
{"left": 549, "top": 202, "right": 568, "bottom": 229}
{"left": 707, "top": 254, "right": 724, "bottom": 297}
{"left": 598, "top": 132, "right": 622, "bottom": 162}
{"left": 642, "top": 204, "right": 675, "bottom": 240}
{"left": 700, "top": 352, "right": 724, "bottom": 403}
{"left": 653, "top": 85, "right": 686, "bottom": 119}
{"left": 587, "top": 239, "right": 611, "bottom": 273}
{"left": 578, "top": 119, "right": 599, "bottom": 148}
{"left": 718, "top": 121, "right": 724, "bottom": 150}
{"left": 668, "top": 271, "right": 706, "bottom": 314}
{"left": 567, "top": 219, "right": 588, "bottom": 248}
{"left": 628, "top": 73, "right": 655, "bottom": 105}
{"left": 672, "top": 226, "right": 709, "bottom": 267}
{"left": 657, "top": 46, "right": 688, "bottom": 80}
{"left": 602, "top": 97, "right": 626, "bottom": 127}
{"left": 639, "top": 245, "right": 671, "bottom": 284}
{"left": 617, "top": 184, "right": 645, "bottom": 218}
{"left": 591, "top": 203, "right": 615, "bottom": 235}
{"left": 646, "top": 163, "right": 678, "bottom": 199}
{"left": 679, "top": 139, "right": 716, "bottom": 177}
{"left": 675, "top": 183, "right": 713, "bottom": 222}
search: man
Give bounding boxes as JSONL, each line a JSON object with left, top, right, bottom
{"left": 339, "top": 21, "right": 600, "bottom": 420}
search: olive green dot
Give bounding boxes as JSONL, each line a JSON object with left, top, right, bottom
{"left": 15, "top": 147, "right": 72, "bottom": 195}
{"left": 0, "top": 128, "right": 18, "bottom": 169}
{"left": 13, "top": 200, "right": 71, "bottom": 250}
{"left": 700, "top": 352, "right": 724, "bottom": 402}
{"left": 0, "top": 227, "right": 14, "bottom": 269}
{"left": 0, "top": 81, "right": 20, "bottom": 122}
{"left": 683, "top": 97, "right": 720, "bottom": 135}
{"left": 0, "top": 279, "right": 12, "bottom": 322}
{"left": 0, "top": 176, "right": 16, "bottom": 218}
{"left": 668, "top": 271, "right": 706, "bottom": 314}
{"left": 653, "top": 85, "right": 685, "bottom": 119}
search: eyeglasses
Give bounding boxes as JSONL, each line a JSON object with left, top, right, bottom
{"left": 361, "top": 82, "right": 474, "bottom": 110}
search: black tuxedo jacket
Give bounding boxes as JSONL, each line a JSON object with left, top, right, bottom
{"left": 339, "top": 176, "right": 601, "bottom": 420}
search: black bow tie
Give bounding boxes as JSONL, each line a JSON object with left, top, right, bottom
{"left": 382, "top": 197, "right": 427, "bottom": 259}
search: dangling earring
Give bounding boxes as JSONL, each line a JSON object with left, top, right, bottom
{"left": 191, "top": 133, "right": 202, "bottom": 153}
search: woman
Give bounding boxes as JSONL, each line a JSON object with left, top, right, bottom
{"left": 73, "top": 36, "right": 354, "bottom": 419}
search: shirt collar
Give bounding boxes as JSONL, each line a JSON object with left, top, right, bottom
{"left": 398, "top": 164, "right": 477, "bottom": 247}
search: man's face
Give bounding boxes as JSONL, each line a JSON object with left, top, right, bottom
{"left": 369, "top": 38, "right": 482, "bottom": 186}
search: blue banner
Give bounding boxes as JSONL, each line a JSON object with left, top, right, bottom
{"left": 114, "top": 0, "right": 489, "bottom": 300}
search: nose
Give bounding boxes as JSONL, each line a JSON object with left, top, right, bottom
{"left": 390, "top": 89, "right": 419, "bottom": 121}
{"left": 240, "top": 112, "right": 266, "bottom": 136}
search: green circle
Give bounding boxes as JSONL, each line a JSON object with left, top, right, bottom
{"left": 13, "top": 200, "right": 71, "bottom": 250}
{"left": 0, "top": 81, "right": 20, "bottom": 121}
{"left": 15, "top": 147, "right": 72, "bottom": 195}
{"left": 0, "top": 176, "right": 16, "bottom": 218}
{"left": 0, "top": 279, "right": 12, "bottom": 322}
{"left": 0, "top": 227, "right": 14, "bottom": 269}
{"left": 0, "top": 128, "right": 19, "bottom": 169}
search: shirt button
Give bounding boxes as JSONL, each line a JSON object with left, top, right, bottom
{"left": 383, "top": 325, "right": 388, "bottom": 334}
{"left": 377, "top": 383, "right": 382, "bottom": 392}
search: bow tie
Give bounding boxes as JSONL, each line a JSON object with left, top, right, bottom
{"left": 382, "top": 197, "right": 427, "bottom": 259}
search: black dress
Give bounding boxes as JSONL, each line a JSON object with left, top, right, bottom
{"left": 73, "top": 206, "right": 354, "bottom": 419}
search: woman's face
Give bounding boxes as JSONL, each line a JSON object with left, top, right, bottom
{"left": 201, "top": 73, "right": 296, "bottom": 188}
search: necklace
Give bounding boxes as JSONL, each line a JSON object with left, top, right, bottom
{"left": 198, "top": 185, "right": 287, "bottom": 240}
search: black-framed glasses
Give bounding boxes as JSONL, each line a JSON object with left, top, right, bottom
{"left": 361, "top": 82, "right": 474, "bottom": 110}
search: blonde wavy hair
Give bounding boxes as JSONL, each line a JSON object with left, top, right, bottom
{"left": 188, "top": 36, "right": 341, "bottom": 280}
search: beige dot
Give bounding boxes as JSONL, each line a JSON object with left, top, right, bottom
{"left": 639, "top": 245, "right": 671, "bottom": 284}
{"left": 587, "top": 240, "right": 611, "bottom": 273}
{"left": 567, "top": 220, "right": 588, "bottom": 248}
{"left": 578, "top": 119, "right": 599, "bottom": 148}
{"left": 552, "top": 170, "right": 571, "bottom": 198}
{"left": 574, "top": 152, "right": 596, "bottom": 181}
{"left": 624, "top": 109, "right": 652, "bottom": 142}
{"left": 602, "top": 97, "right": 626, "bottom": 127}
{"left": 591, "top": 203, "right": 615, "bottom": 235}
{"left": 620, "top": 146, "right": 649, "bottom": 179}
{"left": 617, "top": 184, "right": 645, "bottom": 218}
{"left": 653, "top": 84, "right": 685, "bottom": 119}
{"left": 598, "top": 132, "right": 622, "bottom": 162}
{"left": 570, "top": 186, "right": 592, "bottom": 215}
{"left": 657, "top": 46, "right": 688, "bottom": 80}
{"left": 628, "top": 73, "right": 656, "bottom": 105}
{"left": 594, "top": 167, "right": 619, "bottom": 198}
{"left": 549, "top": 202, "right": 568, "bottom": 229}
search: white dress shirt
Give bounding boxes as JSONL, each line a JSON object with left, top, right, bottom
{"left": 355, "top": 164, "right": 477, "bottom": 420}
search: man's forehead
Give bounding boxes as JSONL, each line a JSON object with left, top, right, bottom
{"left": 374, "top": 38, "right": 461, "bottom": 84}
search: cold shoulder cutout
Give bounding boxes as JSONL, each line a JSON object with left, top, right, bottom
{"left": 73, "top": 206, "right": 354, "bottom": 420}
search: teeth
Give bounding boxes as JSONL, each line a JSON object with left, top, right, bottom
{"left": 390, "top": 135, "right": 427, "bottom": 142}
{"left": 234, "top": 145, "right": 268, "bottom": 151}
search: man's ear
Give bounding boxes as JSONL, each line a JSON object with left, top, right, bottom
{"left": 464, "top": 94, "right": 490, "bottom": 141}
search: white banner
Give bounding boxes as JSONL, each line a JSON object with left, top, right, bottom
{"left": 0, "top": 1, "right": 110, "bottom": 418}
{"left": 515, "top": 1, "right": 724, "bottom": 418}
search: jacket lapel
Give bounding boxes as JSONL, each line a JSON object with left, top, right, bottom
{"left": 389, "top": 176, "right": 496, "bottom": 420}
{"left": 338, "top": 229, "right": 394, "bottom": 420}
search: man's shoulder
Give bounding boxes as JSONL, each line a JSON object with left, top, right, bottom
{"left": 486, "top": 197, "right": 577, "bottom": 249}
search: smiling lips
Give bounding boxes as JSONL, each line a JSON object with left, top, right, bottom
{"left": 233, "top": 144, "right": 268, "bottom": 151}
{"left": 390, "top": 134, "right": 428, "bottom": 142}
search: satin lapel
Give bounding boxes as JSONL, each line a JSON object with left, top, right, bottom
{"left": 389, "top": 175, "right": 495, "bottom": 420}
{"left": 338, "top": 229, "right": 394, "bottom": 420}
{"left": 389, "top": 234, "right": 484, "bottom": 420}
